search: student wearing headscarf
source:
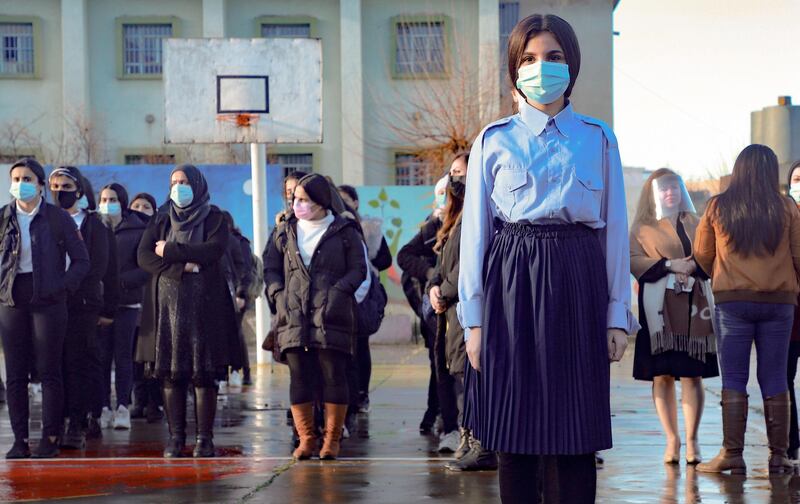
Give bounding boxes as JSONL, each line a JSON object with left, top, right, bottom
{"left": 264, "top": 173, "right": 367, "bottom": 460}
{"left": 137, "top": 165, "right": 241, "bottom": 458}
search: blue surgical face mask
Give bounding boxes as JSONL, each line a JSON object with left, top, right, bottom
{"left": 77, "top": 195, "right": 89, "bottom": 210}
{"left": 99, "top": 201, "right": 122, "bottom": 216}
{"left": 516, "top": 61, "right": 570, "bottom": 105}
{"left": 170, "top": 184, "right": 194, "bottom": 208}
{"left": 9, "top": 181, "right": 38, "bottom": 203}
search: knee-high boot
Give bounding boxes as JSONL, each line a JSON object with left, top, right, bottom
{"left": 193, "top": 387, "right": 217, "bottom": 458}
{"left": 697, "top": 389, "right": 747, "bottom": 474}
{"left": 765, "top": 391, "right": 793, "bottom": 474}
{"left": 162, "top": 381, "right": 187, "bottom": 458}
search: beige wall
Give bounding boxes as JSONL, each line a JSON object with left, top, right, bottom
{"left": 0, "top": 0, "right": 616, "bottom": 184}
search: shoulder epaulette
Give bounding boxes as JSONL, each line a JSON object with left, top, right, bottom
{"left": 575, "top": 113, "right": 618, "bottom": 148}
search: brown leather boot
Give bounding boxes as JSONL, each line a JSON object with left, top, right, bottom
{"left": 290, "top": 403, "right": 316, "bottom": 460}
{"left": 764, "top": 391, "right": 793, "bottom": 474}
{"left": 697, "top": 389, "right": 748, "bottom": 474}
{"left": 319, "top": 403, "right": 348, "bottom": 460}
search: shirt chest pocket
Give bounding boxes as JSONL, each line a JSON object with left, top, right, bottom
{"left": 572, "top": 165, "right": 604, "bottom": 219}
{"left": 492, "top": 166, "right": 529, "bottom": 218}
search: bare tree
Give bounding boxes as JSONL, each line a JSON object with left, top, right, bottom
{"left": 0, "top": 117, "right": 44, "bottom": 162}
{"left": 47, "top": 107, "right": 109, "bottom": 166}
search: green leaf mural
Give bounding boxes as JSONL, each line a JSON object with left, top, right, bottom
{"left": 389, "top": 200, "right": 400, "bottom": 209}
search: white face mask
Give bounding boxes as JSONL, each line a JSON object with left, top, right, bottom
{"left": 790, "top": 183, "right": 800, "bottom": 204}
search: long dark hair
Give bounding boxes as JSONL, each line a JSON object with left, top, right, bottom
{"left": 434, "top": 152, "right": 469, "bottom": 252}
{"left": 713, "top": 144, "right": 785, "bottom": 257}
{"left": 632, "top": 168, "right": 680, "bottom": 229}
{"left": 507, "top": 14, "right": 581, "bottom": 100}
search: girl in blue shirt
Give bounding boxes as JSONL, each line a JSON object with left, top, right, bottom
{"left": 458, "top": 15, "right": 638, "bottom": 503}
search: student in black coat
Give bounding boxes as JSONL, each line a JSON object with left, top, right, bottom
{"left": 95, "top": 183, "right": 149, "bottom": 430}
{"left": 0, "top": 159, "right": 90, "bottom": 459}
{"left": 137, "top": 165, "right": 241, "bottom": 458}
{"left": 48, "top": 167, "right": 117, "bottom": 450}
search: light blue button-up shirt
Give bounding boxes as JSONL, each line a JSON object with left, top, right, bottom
{"left": 457, "top": 101, "right": 640, "bottom": 337}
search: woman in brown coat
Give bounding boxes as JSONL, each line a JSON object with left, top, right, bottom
{"left": 630, "top": 169, "right": 719, "bottom": 465}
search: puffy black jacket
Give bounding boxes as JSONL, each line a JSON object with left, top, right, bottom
{"left": 264, "top": 214, "right": 367, "bottom": 356}
{"left": 69, "top": 212, "right": 110, "bottom": 313}
{"left": 0, "top": 201, "right": 90, "bottom": 306}
{"left": 397, "top": 217, "right": 440, "bottom": 283}
{"left": 111, "top": 211, "right": 149, "bottom": 306}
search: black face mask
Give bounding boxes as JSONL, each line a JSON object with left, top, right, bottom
{"left": 53, "top": 190, "right": 78, "bottom": 210}
{"left": 449, "top": 176, "right": 466, "bottom": 199}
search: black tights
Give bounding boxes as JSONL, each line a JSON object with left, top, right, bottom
{"left": 498, "top": 452, "right": 596, "bottom": 504}
{"left": 285, "top": 348, "right": 349, "bottom": 405}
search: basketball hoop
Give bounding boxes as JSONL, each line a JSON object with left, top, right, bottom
{"left": 216, "top": 113, "right": 260, "bottom": 127}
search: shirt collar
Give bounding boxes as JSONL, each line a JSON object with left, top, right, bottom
{"left": 15, "top": 197, "right": 42, "bottom": 217}
{"left": 518, "top": 99, "right": 578, "bottom": 138}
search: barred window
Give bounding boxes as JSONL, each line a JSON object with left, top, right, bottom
{"left": 395, "top": 154, "right": 434, "bottom": 186}
{"left": 122, "top": 24, "right": 172, "bottom": 75}
{"left": 499, "top": 2, "right": 520, "bottom": 81}
{"left": 268, "top": 153, "right": 313, "bottom": 178}
{"left": 0, "top": 23, "right": 34, "bottom": 75}
{"left": 395, "top": 21, "right": 445, "bottom": 75}
{"left": 261, "top": 24, "right": 311, "bottom": 38}
{"left": 124, "top": 153, "right": 176, "bottom": 165}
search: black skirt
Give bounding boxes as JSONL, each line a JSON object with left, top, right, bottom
{"left": 464, "top": 222, "right": 612, "bottom": 455}
{"left": 154, "top": 274, "right": 225, "bottom": 383}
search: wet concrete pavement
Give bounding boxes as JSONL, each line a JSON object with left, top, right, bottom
{"left": 1, "top": 343, "right": 799, "bottom": 503}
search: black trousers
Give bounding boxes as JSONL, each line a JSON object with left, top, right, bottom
{"left": 498, "top": 453, "right": 596, "bottom": 504}
{"left": 132, "top": 326, "right": 162, "bottom": 411}
{"left": 788, "top": 341, "right": 800, "bottom": 453}
{"left": 63, "top": 307, "right": 99, "bottom": 423}
{"left": 434, "top": 315, "right": 458, "bottom": 434}
{"left": 424, "top": 333, "right": 439, "bottom": 421}
{"left": 285, "top": 347, "right": 349, "bottom": 405}
{"left": 356, "top": 337, "right": 371, "bottom": 399}
{"left": 0, "top": 274, "right": 68, "bottom": 439}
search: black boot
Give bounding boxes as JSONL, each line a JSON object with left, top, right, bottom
{"left": 5, "top": 439, "right": 30, "bottom": 459}
{"left": 32, "top": 437, "right": 59, "bottom": 459}
{"left": 85, "top": 415, "right": 102, "bottom": 440}
{"left": 0, "top": 378, "right": 6, "bottom": 404}
{"left": 162, "top": 382, "right": 187, "bottom": 458}
{"left": 193, "top": 387, "right": 217, "bottom": 458}
{"left": 60, "top": 418, "right": 86, "bottom": 449}
{"left": 242, "top": 368, "right": 253, "bottom": 386}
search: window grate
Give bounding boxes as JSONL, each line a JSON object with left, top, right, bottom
{"left": 124, "top": 153, "right": 176, "bottom": 165}
{"left": 0, "top": 23, "right": 34, "bottom": 75}
{"left": 395, "top": 154, "right": 434, "bottom": 186}
{"left": 396, "top": 21, "right": 445, "bottom": 75}
{"left": 123, "top": 24, "right": 172, "bottom": 75}
{"left": 261, "top": 24, "right": 311, "bottom": 38}
{"left": 499, "top": 2, "right": 520, "bottom": 83}
{"left": 268, "top": 153, "right": 313, "bottom": 178}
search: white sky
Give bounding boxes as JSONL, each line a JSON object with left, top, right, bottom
{"left": 613, "top": 0, "right": 800, "bottom": 180}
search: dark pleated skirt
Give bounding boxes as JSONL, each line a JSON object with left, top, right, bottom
{"left": 463, "top": 222, "right": 612, "bottom": 455}
{"left": 155, "top": 274, "right": 222, "bottom": 383}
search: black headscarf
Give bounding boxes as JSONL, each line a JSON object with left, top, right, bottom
{"left": 167, "top": 164, "right": 211, "bottom": 244}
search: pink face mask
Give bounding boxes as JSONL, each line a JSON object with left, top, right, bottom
{"left": 293, "top": 199, "right": 316, "bottom": 220}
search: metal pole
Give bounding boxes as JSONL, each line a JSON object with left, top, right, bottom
{"left": 250, "top": 142, "right": 271, "bottom": 365}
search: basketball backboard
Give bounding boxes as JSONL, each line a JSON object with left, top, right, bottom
{"left": 163, "top": 38, "right": 322, "bottom": 144}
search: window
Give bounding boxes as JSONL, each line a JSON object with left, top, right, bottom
{"left": 124, "top": 153, "right": 176, "bottom": 165}
{"left": 116, "top": 17, "right": 179, "bottom": 79}
{"left": 255, "top": 16, "right": 318, "bottom": 38}
{"left": 499, "top": 2, "right": 520, "bottom": 81}
{"left": 393, "top": 16, "right": 448, "bottom": 78}
{"left": 261, "top": 24, "right": 311, "bottom": 38}
{"left": 122, "top": 24, "right": 171, "bottom": 75}
{"left": 0, "top": 20, "right": 36, "bottom": 77}
{"left": 395, "top": 154, "right": 434, "bottom": 186}
{"left": 269, "top": 153, "right": 313, "bottom": 178}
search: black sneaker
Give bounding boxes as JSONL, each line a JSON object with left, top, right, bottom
{"left": 146, "top": 405, "right": 164, "bottom": 424}
{"left": 130, "top": 404, "right": 146, "bottom": 419}
{"left": 446, "top": 443, "right": 498, "bottom": 472}
{"left": 5, "top": 440, "right": 30, "bottom": 459}
{"left": 32, "top": 437, "right": 59, "bottom": 459}
{"left": 60, "top": 420, "right": 86, "bottom": 450}
{"left": 85, "top": 417, "right": 103, "bottom": 440}
{"left": 419, "top": 408, "right": 437, "bottom": 434}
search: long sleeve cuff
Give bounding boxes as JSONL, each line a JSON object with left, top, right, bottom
{"left": 607, "top": 301, "right": 640, "bottom": 335}
{"left": 457, "top": 297, "right": 483, "bottom": 340}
